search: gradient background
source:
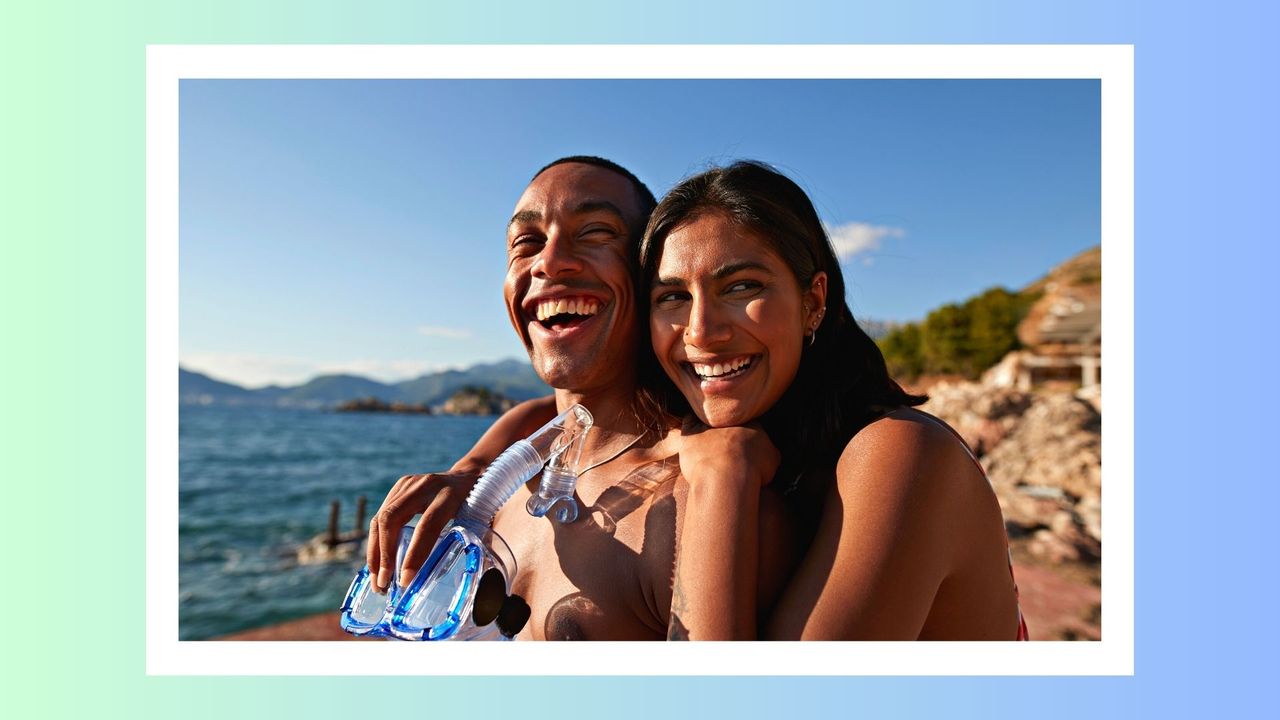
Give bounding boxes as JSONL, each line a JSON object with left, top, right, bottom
{"left": 2, "top": 1, "right": 1274, "bottom": 718}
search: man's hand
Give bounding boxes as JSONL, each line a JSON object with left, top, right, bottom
{"left": 365, "top": 470, "right": 479, "bottom": 592}
{"left": 677, "top": 419, "right": 780, "bottom": 491}
{"left": 362, "top": 395, "right": 558, "bottom": 594}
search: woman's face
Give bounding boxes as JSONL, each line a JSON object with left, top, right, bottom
{"left": 649, "top": 211, "right": 826, "bottom": 427}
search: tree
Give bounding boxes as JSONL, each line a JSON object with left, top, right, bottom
{"left": 881, "top": 286, "right": 1036, "bottom": 380}
{"left": 921, "top": 303, "right": 971, "bottom": 375}
{"left": 966, "top": 288, "right": 1032, "bottom": 372}
{"left": 878, "top": 322, "right": 925, "bottom": 379}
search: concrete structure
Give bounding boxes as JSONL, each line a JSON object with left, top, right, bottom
{"left": 1019, "top": 295, "right": 1101, "bottom": 390}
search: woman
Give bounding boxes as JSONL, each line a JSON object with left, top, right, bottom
{"left": 640, "top": 161, "right": 1027, "bottom": 640}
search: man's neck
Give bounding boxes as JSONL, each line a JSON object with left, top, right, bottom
{"left": 553, "top": 381, "right": 645, "bottom": 437}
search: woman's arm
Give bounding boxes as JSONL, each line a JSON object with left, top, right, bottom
{"left": 366, "top": 395, "right": 557, "bottom": 592}
{"left": 765, "top": 410, "right": 969, "bottom": 639}
{"left": 667, "top": 423, "right": 781, "bottom": 640}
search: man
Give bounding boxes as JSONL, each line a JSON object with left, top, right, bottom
{"left": 366, "top": 157, "right": 789, "bottom": 639}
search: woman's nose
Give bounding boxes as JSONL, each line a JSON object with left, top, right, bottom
{"left": 684, "top": 296, "right": 732, "bottom": 348}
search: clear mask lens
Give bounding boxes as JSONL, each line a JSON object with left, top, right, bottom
{"left": 338, "top": 526, "right": 412, "bottom": 636}
{"left": 388, "top": 523, "right": 517, "bottom": 640}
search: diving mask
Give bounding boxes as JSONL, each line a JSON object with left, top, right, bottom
{"left": 339, "top": 403, "right": 591, "bottom": 640}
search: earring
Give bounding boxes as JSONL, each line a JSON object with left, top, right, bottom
{"left": 808, "top": 325, "right": 818, "bottom": 347}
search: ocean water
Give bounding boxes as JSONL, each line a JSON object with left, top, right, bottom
{"left": 178, "top": 405, "right": 495, "bottom": 640}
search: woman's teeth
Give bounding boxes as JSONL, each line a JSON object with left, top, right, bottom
{"left": 534, "top": 298, "right": 600, "bottom": 322}
{"left": 692, "top": 357, "right": 754, "bottom": 380}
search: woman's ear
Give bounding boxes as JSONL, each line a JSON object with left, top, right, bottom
{"left": 804, "top": 271, "right": 828, "bottom": 330}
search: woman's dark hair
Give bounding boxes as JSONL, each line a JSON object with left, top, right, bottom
{"left": 637, "top": 161, "right": 925, "bottom": 489}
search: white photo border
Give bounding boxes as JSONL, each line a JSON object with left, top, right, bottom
{"left": 147, "top": 44, "right": 1134, "bottom": 676}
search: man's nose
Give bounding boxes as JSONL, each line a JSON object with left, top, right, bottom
{"left": 531, "top": 232, "right": 583, "bottom": 278}
{"left": 684, "top": 296, "right": 732, "bottom": 348}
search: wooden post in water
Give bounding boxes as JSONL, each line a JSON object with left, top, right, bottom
{"left": 355, "top": 496, "right": 367, "bottom": 536}
{"left": 326, "top": 500, "right": 340, "bottom": 548}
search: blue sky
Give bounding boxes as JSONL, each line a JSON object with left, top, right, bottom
{"left": 179, "top": 79, "right": 1099, "bottom": 387}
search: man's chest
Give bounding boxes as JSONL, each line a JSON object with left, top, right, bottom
{"left": 490, "top": 466, "right": 679, "bottom": 640}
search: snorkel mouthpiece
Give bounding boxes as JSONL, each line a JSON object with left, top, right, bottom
{"left": 525, "top": 404, "right": 591, "bottom": 523}
{"left": 526, "top": 464, "right": 579, "bottom": 523}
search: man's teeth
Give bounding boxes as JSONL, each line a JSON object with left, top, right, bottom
{"left": 534, "top": 298, "right": 600, "bottom": 322}
{"left": 693, "top": 357, "right": 753, "bottom": 379}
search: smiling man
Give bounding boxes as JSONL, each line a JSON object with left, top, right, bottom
{"left": 487, "top": 157, "right": 691, "bottom": 639}
{"left": 366, "top": 156, "right": 793, "bottom": 640}
{"left": 503, "top": 160, "right": 650, "bottom": 401}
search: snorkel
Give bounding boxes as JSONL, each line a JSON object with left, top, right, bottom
{"left": 339, "top": 403, "right": 593, "bottom": 640}
{"left": 456, "top": 403, "right": 591, "bottom": 527}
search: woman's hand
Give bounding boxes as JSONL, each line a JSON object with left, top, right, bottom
{"left": 677, "top": 419, "right": 780, "bottom": 491}
{"left": 669, "top": 420, "right": 780, "bottom": 640}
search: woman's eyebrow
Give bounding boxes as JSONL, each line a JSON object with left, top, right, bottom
{"left": 653, "top": 261, "right": 773, "bottom": 289}
{"left": 711, "top": 260, "right": 773, "bottom": 279}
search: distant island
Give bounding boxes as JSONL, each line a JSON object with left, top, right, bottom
{"left": 333, "top": 385, "right": 517, "bottom": 416}
{"left": 179, "top": 358, "right": 551, "bottom": 410}
{"left": 438, "top": 385, "right": 517, "bottom": 415}
{"left": 334, "top": 397, "right": 432, "bottom": 414}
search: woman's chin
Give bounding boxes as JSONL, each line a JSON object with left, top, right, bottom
{"left": 693, "top": 403, "right": 759, "bottom": 429}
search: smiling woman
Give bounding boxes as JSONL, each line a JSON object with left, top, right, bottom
{"left": 649, "top": 210, "right": 827, "bottom": 428}
{"left": 639, "top": 161, "right": 1029, "bottom": 640}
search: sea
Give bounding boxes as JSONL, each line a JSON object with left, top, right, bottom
{"left": 179, "top": 405, "right": 496, "bottom": 640}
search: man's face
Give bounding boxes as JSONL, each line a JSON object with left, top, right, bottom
{"left": 504, "top": 163, "right": 643, "bottom": 392}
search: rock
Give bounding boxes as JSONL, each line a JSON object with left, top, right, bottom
{"left": 1016, "top": 246, "right": 1101, "bottom": 348}
{"left": 438, "top": 385, "right": 517, "bottom": 416}
{"left": 335, "top": 396, "right": 391, "bottom": 412}
{"left": 919, "top": 381, "right": 1031, "bottom": 456}
{"left": 1077, "top": 494, "right": 1102, "bottom": 543}
{"left": 1028, "top": 529, "right": 1082, "bottom": 564}
{"left": 335, "top": 397, "right": 431, "bottom": 414}
{"left": 924, "top": 378, "right": 1102, "bottom": 567}
{"left": 982, "top": 393, "right": 1101, "bottom": 500}
{"left": 1000, "top": 488, "right": 1073, "bottom": 532}
{"left": 982, "top": 350, "right": 1028, "bottom": 389}
{"left": 1076, "top": 383, "right": 1102, "bottom": 412}
{"left": 1049, "top": 510, "right": 1077, "bottom": 537}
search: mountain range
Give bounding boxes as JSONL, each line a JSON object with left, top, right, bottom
{"left": 179, "top": 358, "right": 552, "bottom": 408}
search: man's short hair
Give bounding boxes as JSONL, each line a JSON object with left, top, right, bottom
{"left": 532, "top": 156, "right": 658, "bottom": 230}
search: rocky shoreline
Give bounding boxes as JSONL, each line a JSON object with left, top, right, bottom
{"left": 920, "top": 366, "right": 1102, "bottom": 567}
